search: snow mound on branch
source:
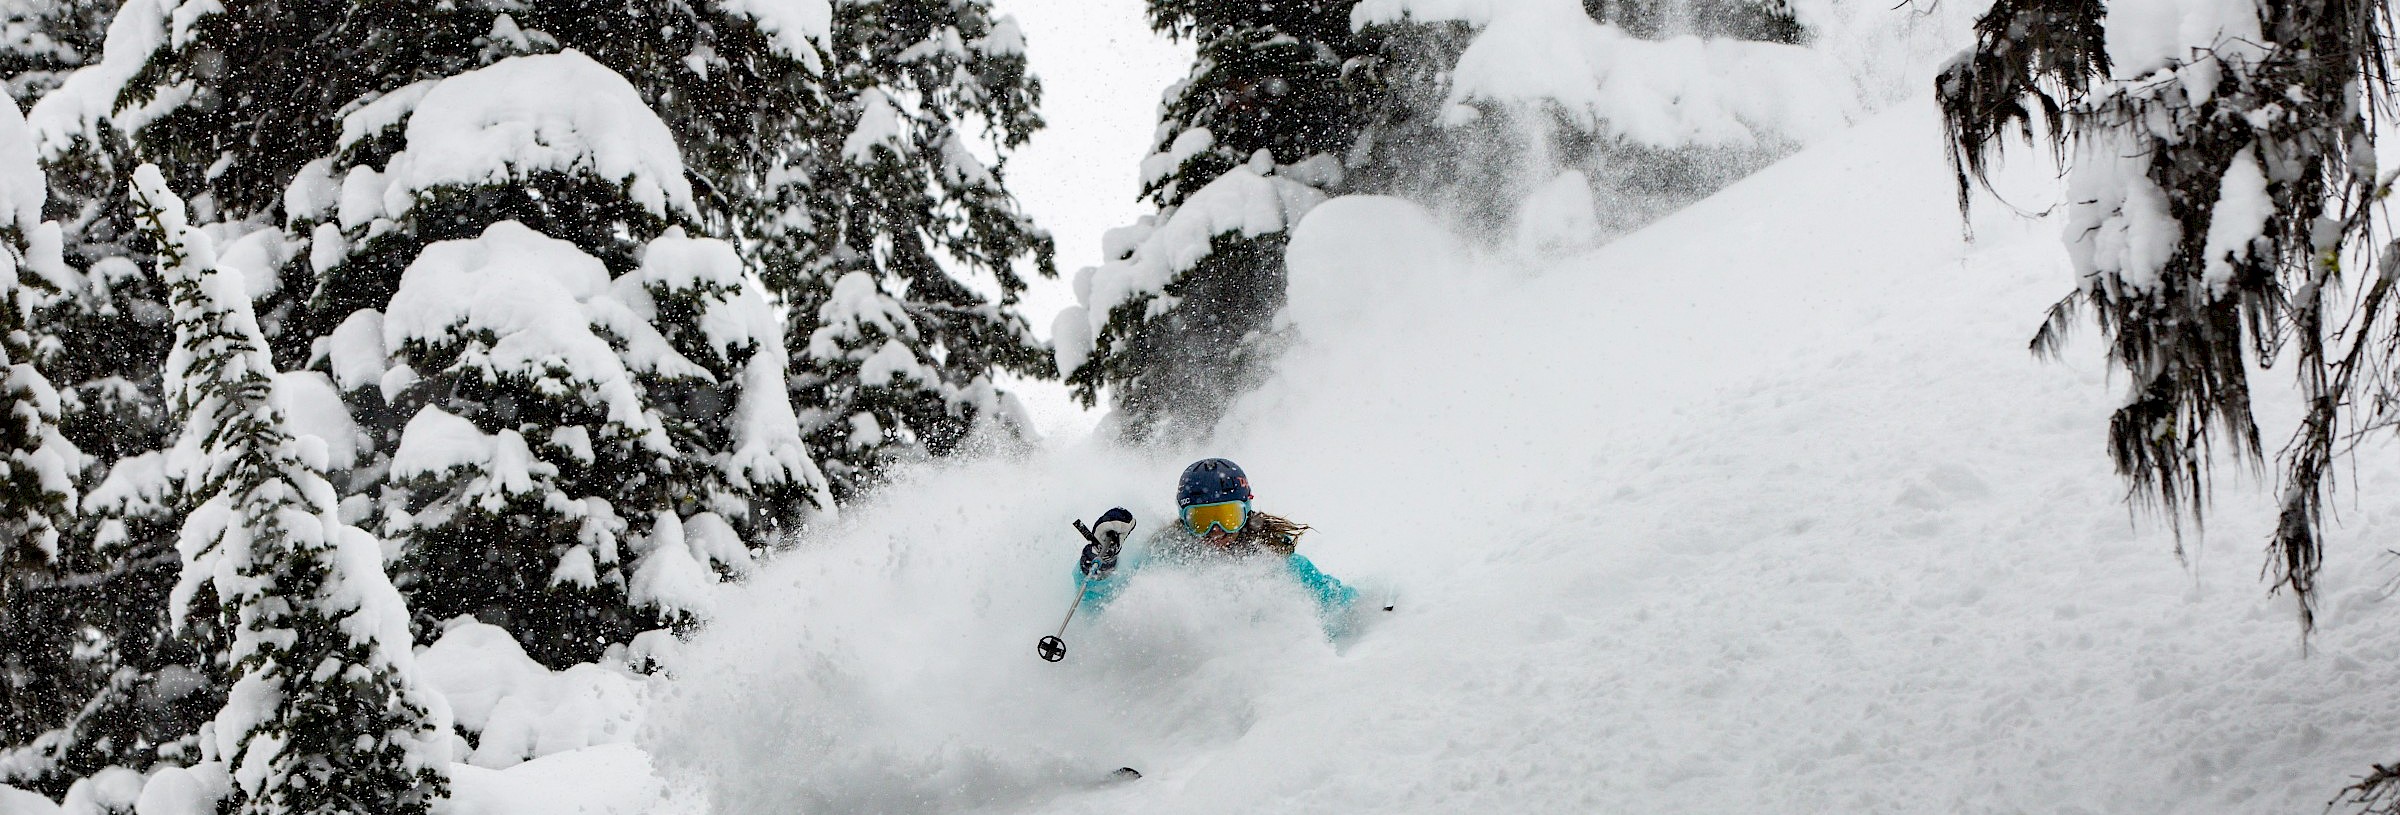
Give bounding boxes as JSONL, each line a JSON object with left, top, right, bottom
{"left": 0, "top": 783, "right": 60, "bottom": 814}
{"left": 134, "top": 763, "right": 228, "bottom": 815}
{"left": 1054, "top": 167, "right": 1324, "bottom": 373}
{"left": 635, "top": 231, "right": 769, "bottom": 364}
{"left": 841, "top": 89, "right": 908, "bottom": 165}
{"left": 635, "top": 231, "right": 829, "bottom": 503}
{"left": 419, "top": 623, "right": 650, "bottom": 770}
{"left": 274, "top": 370, "right": 364, "bottom": 472}
{"left": 322, "top": 309, "right": 388, "bottom": 393}
{"left": 25, "top": 0, "right": 172, "bottom": 157}
{"left": 0, "top": 88, "right": 69, "bottom": 291}
{"left": 381, "top": 51, "right": 696, "bottom": 219}
{"left": 2061, "top": 132, "right": 2177, "bottom": 295}
{"left": 58, "top": 767, "right": 142, "bottom": 814}
{"left": 0, "top": 86, "right": 45, "bottom": 233}
{"left": 382, "top": 221, "right": 691, "bottom": 450}
{"left": 1355, "top": 0, "right": 1860, "bottom": 148}
{"left": 718, "top": 0, "right": 831, "bottom": 70}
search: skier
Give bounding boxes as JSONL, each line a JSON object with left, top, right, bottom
{"left": 1073, "top": 458, "right": 1358, "bottom": 633}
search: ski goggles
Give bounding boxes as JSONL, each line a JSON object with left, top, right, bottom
{"left": 1182, "top": 500, "right": 1249, "bottom": 537}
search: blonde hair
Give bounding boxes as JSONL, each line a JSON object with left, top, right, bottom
{"left": 1243, "top": 512, "right": 1310, "bottom": 556}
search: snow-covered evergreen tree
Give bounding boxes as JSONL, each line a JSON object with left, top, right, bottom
{"left": 306, "top": 52, "right": 824, "bottom": 666}
{"left": 0, "top": 84, "right": 76, "bottom": 628}
{"left": 1936, "top": 0, "right": 2392, "bottom": 636}
{"left": 0, "top": 0, "right": 109, "bottom": 104}
{"left": 636, "top": 230, "right": 827, "bottom": 543}
{"left": 136, "top": 164, "right": 451, "bottom": 814}
{"left": 0, "top": 85, "right": 93, "bottom": 797}
{"left": 1, "top": 81, "right": 202, "bottom": 799}
{"left": 1055, "top": 0, "right": 1363, "bottom": 443}
{"left": 756, "top": 0, "right": 1053, "bottom": 498}
{"left": 134, "top": 162, "right": 450, "bottom": 815}
{"left": 19, "top": 0, "right": 835, "bottom": 674}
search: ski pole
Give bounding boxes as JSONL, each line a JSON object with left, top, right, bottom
{"left": 1038, "top": 519, "right": 1103, "bottom": 663}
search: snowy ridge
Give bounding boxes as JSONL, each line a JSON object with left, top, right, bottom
{"left": 640, "top": 97, "right": 2400, "bottom": 813}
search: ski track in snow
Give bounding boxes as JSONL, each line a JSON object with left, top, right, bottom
{"left": 641, "top": 98, "right": 2400, "bottom": 814}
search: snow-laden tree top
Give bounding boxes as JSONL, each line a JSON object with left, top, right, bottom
{"left": 357, "top": 50, "right": 699, "bottom": 221}
{"left": 1353, "top": 0, "right": 1859, "bottom": 148}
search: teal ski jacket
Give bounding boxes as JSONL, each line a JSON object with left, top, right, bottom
{"left": 1073, "top": 512, "right": 1358, "bottom": 636}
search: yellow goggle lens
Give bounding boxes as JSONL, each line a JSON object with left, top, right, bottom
{"left": 1183, "top": 501, "right": 1247, "bottom": 536}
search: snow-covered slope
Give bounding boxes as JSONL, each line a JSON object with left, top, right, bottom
{"left": 634, "top": 98, "right": 2400, "bottom": 814}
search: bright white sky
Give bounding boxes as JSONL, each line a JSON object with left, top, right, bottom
{"left": 989, "top": 0, "right": 1191, "bottom": 441}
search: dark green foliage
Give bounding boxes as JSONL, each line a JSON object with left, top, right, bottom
{"left": 1140, "top": 0, "right": 1365, "bottom": 211}
{"left": 510, "top": 1, "right": 826, "bottom": 236}
{"left": 766, "top": 0, "right": 1054, "bottom": 498}
{"left": 1, "top": 91, "right": 222, "bottom": 795}
{"left": 122, "top": 0, "right": 477, "bottom": 221}
{"left": 0, "top": 557, "right": 220, "bottom": 798}
{"left": 1075, "top": 234, "right": 1292, "bottom": 444}
{"left": 1938, "top": 0, "right": 2395, "bottom": 639}
{"left": 0, "top": 0, "right": 111, "bottom": 104}
{"left": 1068, "top": 0, "right": 1370, "bottom": 443}
{"left": 374, "top": 248, "right": 695, "bottom": 666}
{"left": 369, "top": 220, "right": 684, "bottom": 668}
{"left": 389, "top": 503, "right": 654, "bottom": 669}
{"left": 1581, "top": 0, "right": 1803, "bottom": 42}
{"left": 136, "top": 168, "right": 447, "bottom": 815}
{"left": 1932, "top": 0, "right": 2108, "bottom": 215}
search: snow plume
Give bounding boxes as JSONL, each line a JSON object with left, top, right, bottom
{"left": 646, "top": 448, "right": 1342, "bottom": 814}
{"left": 1341, "top": 0, "right": 1995, "bottom": 254}
{"left": 1358, "top": 0, "right": 1857, "bottom": 147}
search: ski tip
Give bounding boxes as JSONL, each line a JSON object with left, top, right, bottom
{"left": 1112, "top": 767, "right": 1142, "bottom": 781}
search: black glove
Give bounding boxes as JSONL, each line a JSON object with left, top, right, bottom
{"left": 1079, "top": 507, "right": 1136, "bottom": 578}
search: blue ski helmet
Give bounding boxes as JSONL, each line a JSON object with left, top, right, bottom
{"left": 1177, "top": 458, "right": 1253, "bottom": 507}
